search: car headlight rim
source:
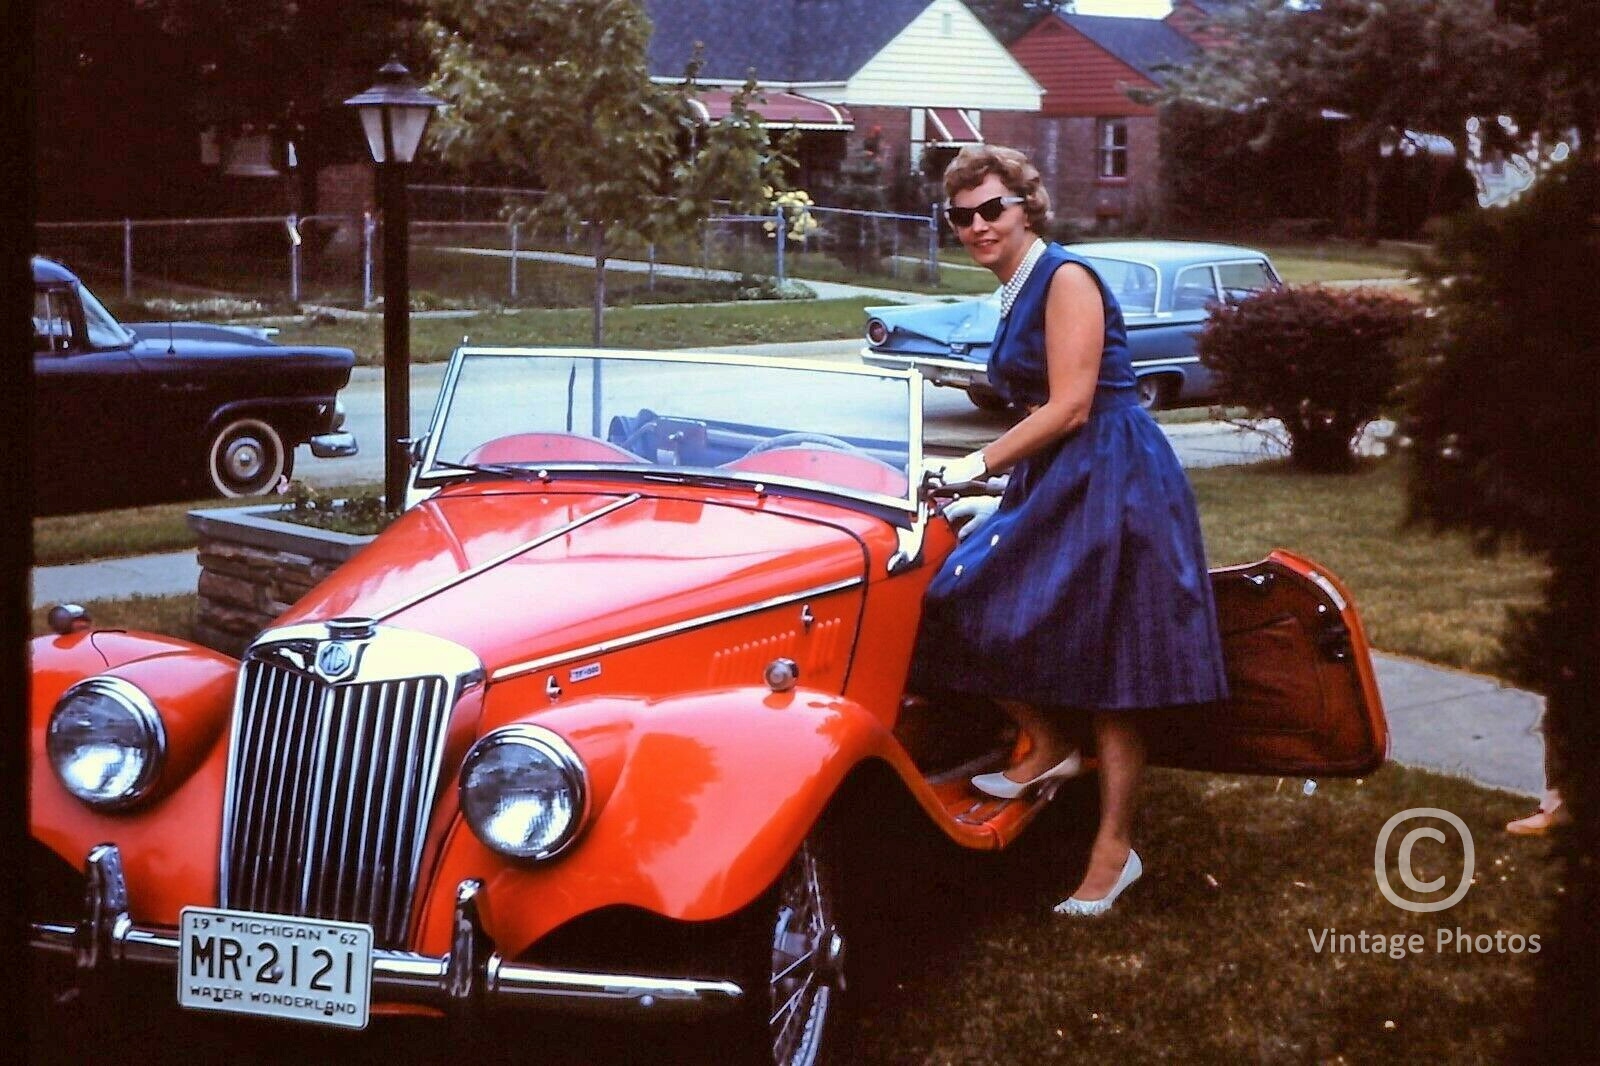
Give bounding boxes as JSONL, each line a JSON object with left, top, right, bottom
{"left": 46, "top": 676, "right": 167, "bottom": 810}
{"left": 458, "top": 724, "right": 588, "bottom": 862}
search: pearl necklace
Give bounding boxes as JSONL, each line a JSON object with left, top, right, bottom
{"left": 999, "top": 238, "right": 1047, "bottom": 319}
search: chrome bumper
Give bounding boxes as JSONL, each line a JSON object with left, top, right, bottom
{"left": 308, "top": 431, "right": 359, "bottom": 459}
{"left": 32, "top": 844, "right": 743, "bottom": 1020}
{"left": 859, "top": 348, "right": 986, "bottom": 388}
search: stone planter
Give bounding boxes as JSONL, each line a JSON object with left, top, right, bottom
{"left": 188, "top": 505, "right": 375, "bottom": 656}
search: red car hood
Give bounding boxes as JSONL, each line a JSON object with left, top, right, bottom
{"left": 275, "top": 486, "right": 869, "bottom": 677}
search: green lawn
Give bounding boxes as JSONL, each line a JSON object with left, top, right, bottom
{"left": 1191, "top": 457, "right": 1546, "bottom": 676}
{"left": 30, "top": 593, "right": 199, "bottom": 642}
{"left": 268, "top": 298, "right": 878, "bottom": 365}
{"left": 31, "top": 483, "right": 380, "bottom": 567}
{"left": 842, "top": 762, "right": 1548, "bottom": 1064}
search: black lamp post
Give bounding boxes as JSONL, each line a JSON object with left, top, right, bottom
{"left": 345, "top": 59, "right": 444, "bottom": 512}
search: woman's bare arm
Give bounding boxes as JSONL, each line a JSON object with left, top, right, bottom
{"left": 976, "top": 263, "right": 1104, "bottom": 473}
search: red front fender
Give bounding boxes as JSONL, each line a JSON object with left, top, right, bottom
{"left": 412, "top": 686, "right": 918, "bottom": 958}
{"left": 31, "top": 631, "right": 237, "bottom": 921}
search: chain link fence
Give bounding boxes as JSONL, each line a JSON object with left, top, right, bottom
{"left": 36, "top": 184, "right": 946, "bottom": 312}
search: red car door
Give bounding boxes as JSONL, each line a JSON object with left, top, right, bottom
{"left": 1146, "top": 550, "right": 1388, "bottom": 777}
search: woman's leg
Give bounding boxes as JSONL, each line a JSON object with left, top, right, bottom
{"left": 1070, "top": 712, "right": 1146, "bottom": 900}
{"left": 998, "top": 699, "right": 1078, "bottom": 780}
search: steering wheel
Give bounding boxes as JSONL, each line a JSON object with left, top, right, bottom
{"left": 606, "top": 409, "right": 660, "bottom": 457}
{"left": 742, "top": 432, "right": 867, "bottom": 458}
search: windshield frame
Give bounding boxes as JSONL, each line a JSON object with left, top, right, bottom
{"left": 75, "top": 282, "right": 134, "bottom": 349}
{"left": 414, "top": 346, "right": 926, "bottom": 519}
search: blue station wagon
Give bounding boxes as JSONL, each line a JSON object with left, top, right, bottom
{"left": 862, "top": 241, "right": 1282, "bottom": 411}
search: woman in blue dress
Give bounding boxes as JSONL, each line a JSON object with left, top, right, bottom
{"left": 911, "top": 145, "right": 1228, "bottom": 916}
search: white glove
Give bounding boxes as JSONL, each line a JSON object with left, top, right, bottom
{"left": 943, "top": 495, "right": 1000, "bottom": 541}
{"left": 932, "top": 449, "right": 988, "bottom": 486}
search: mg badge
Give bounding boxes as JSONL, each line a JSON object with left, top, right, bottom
{"left": 317, "top": 641, "right": 356, "bottom": 681}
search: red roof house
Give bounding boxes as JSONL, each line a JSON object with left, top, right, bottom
{"left": 1009, "top": 13, "right": 1201, "bottom": 229}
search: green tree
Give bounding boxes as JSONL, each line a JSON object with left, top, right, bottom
{"left": 1402, "top": 3, "right": 1598, "bottom": 1057}
{"left": 35, "top": 0, "right": 405, "bottom": 217}
{"left": 964, "top": 0, "right": 1075, "bottom": 44}
{"left": 1156, "top": 0, "right": 1531, "bottom": 238}
{"left": 421, "top": 0, "right": 779, "bottom": 344}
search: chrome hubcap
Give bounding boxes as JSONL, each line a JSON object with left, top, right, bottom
{"left": 769, "top": 841, "right": 840, "bottom": 1066}
{"left": 224, "top": 438, "right": 264, "bottom": 481}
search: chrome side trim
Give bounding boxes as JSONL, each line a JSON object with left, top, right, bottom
{"left": 1131, "top": 355, "right": 1200, "bottom": 368}
{"left": 375, "top": 493, "right": 641, "bottom": 621}
{"left": 490, "top": 575, "right": 865, "bottom": 682}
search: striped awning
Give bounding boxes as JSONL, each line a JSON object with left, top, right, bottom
{"left": 687, "top": 89, "right": 852, "bottom": 131}
{"left": 926, "top": 108, "right": 982, "bottom": 146}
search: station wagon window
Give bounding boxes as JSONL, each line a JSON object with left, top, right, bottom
{"left": 1216, "top": 260, "right": 1278, "bottom": 303}
{"left": 1082, "top": 257, "right": 1157, "bottom": 315}
{"left": 1171, "top": 265, "right": 1220, "bottom": 311}
{"left": 1096, "top": 120, "right": 1128, "bottom": 179}
{"left": 77, "top": 282, "right": 132, "bottom": 348}
{"left": 33, "top": 289, "right": 73, "bottom": 352}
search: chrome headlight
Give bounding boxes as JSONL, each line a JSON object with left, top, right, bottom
{"left": 459, "top": 725, "right": 588, "bottom": 861}
{"left": 46, "top": 677, "right": 166, "bottom": 809}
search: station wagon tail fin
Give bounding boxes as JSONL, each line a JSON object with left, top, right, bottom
{"left": 1146, "top": 550, "right": 1388, "bottom": 777}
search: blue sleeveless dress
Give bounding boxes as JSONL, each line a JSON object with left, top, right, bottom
{"left": 910, "top": 244, "right": 1229, "bottom": 711}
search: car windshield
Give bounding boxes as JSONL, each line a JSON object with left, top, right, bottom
{"left": 421, "top": 348, "right": 921, "bottom": 513}
{"left": 1082, "top": 257, "right": 1159, "bottom": 316}
{"left": 76, "top": 282, "right": 132, "bottom": 347}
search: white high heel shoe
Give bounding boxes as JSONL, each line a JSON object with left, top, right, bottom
{"left": 1053, "top": 850, "right": 1142, "bottom": 918}
{"left": 970, "top": 751, "right": 1083, "bottom": 800}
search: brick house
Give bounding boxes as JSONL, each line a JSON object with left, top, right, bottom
{"left": 643, "top": 0, "right": 1042, "bottom": 198}
{"left": 1163, "top": 0, "right": 1236, "bottom": 50}
{"left": 1008, "top": 13, "right": 1201, "bottom": 229}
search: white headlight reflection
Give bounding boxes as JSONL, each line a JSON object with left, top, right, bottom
{"left": 459, "top": 725, "right": 588, "bottom": 861}
{"left": 46, "top": 677, "right": 166, "bottom": 809}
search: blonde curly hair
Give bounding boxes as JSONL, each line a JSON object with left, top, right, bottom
{"left": 943, "top": 145, "right": 1052, "bottom": 232}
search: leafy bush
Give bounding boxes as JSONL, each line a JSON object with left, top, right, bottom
{"left": 1197, "top": 286, "right": 1418, "bottom": 471}
{"left": 825, "top": 137, "right": 888, "bottom": 272}
{"left": 278, "top": 480, "right": 394, "bottom": 536}
{"left": 735, "top": 275, "right": 816, "bottom": 301}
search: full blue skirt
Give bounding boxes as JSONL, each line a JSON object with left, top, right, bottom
{"left": 910, "top": 394, "right": 1228, "bottom": 711}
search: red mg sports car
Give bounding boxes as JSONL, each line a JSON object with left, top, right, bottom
{"left": 30, "top": 347, "right": 1387, "bottom": 1064}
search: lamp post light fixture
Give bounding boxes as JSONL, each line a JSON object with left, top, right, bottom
{"left": 345, "top": 58, "right": 444, "bottom": 512}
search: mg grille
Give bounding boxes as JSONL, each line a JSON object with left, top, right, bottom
{"left": 221, "top": 658, "right": 453, "bottom": 947}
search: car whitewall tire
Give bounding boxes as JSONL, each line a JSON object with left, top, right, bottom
{"left": 206, "top": 417, "right": 289, "bottom": 497}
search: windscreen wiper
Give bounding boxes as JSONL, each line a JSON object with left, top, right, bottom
{"left": 428, "top": 458, "right": 547, "bottom": 482}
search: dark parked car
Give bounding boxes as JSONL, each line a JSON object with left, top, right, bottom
{"left": 31, "top": 256, "right": 358, "bottom": 513}
{"left": 862, "top": 240, "right": 1282, "bottom": 411}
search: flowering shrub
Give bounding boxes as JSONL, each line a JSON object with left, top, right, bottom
{"left": 763, "top": 186, "right": 819, "bottom": 241}
{"left": 277, "top": 478, "right": 394, "bottom": 535}
{"left": 1197, "top": 286, "right": 1419, "bottom": 472}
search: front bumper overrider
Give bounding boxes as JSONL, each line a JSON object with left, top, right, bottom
{"left": 31, "top": 844, "right": 743, "bottom": 1020}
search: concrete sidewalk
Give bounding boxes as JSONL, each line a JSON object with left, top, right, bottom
{"left": 30, "top": 550, "right": 1544, "bottom": 799}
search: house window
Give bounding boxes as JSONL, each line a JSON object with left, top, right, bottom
{"left": 1096, "top": 119, "right": 1128, "bottom": 179}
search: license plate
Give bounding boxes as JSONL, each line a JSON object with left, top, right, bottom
{"left": 178, "top": 907, "right": 373, "bottom": 1030}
